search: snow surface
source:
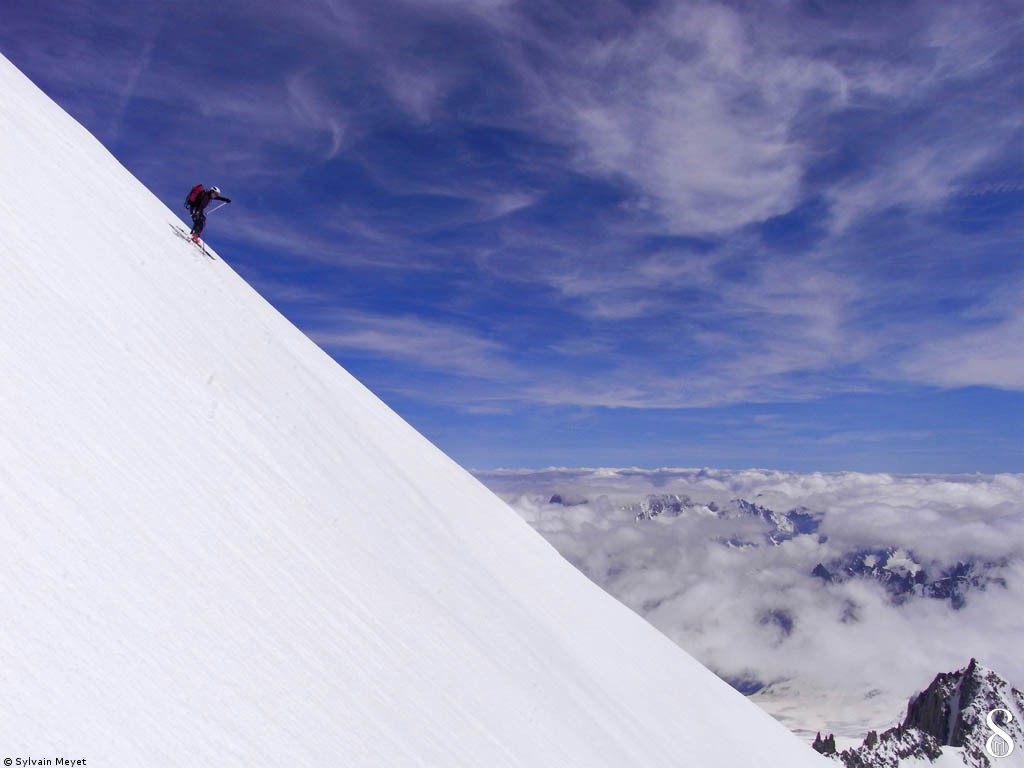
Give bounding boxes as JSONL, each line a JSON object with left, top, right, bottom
{"left": 0, "top": 55, "right": 829, "bottom": 766}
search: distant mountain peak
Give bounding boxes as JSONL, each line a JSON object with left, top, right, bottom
{"left": 630, "top": 494, "right": 823, "bottom": 545}
{"left": 818, "top": 659, "right": 1024, "bottom": 767}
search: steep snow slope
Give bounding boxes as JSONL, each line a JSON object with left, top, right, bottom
{"left": 0, "top": 54, "right": 826, "bottom": 767}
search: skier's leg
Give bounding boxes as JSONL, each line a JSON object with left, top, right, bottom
{"left": 192, "top": 212, "right": 206, "bottom": 237}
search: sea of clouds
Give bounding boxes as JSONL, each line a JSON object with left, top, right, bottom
{"left": 474, "top": 468, "right": 1024, "bottom": 739}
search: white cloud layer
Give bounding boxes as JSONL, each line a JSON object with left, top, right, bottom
{"left": 476, "top": 468, "right": 1024, "bottom": 738}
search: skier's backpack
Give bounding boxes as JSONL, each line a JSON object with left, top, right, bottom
{"left": 185, "top": 184, "right": 204, "bottom": 209}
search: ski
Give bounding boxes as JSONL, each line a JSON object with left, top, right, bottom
{"left": 193, "top": 238, "right": 213, "bottom": 259}
{"left": 171, "top": 225, "right": 215, "bottom": 259}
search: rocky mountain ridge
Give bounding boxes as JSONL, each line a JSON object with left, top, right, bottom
{"left": 812, "top": 551, "right": 1008, "bottom": 610}
{"left": 626, "top": 493, "right": 823, "bottom": 544}
{"left": 814, "top": 659, "right": 1023, "bottom": 767}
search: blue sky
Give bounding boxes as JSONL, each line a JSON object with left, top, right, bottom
{"left": 3, "top": 0, "right": 1021, "bottom": 472}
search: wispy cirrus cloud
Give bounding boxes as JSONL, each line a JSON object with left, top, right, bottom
{"left": 537, "top": 3, "right": 817, "bottom": 234}
{"left": 4, "top": 0, "right": 1020, "bottom": 471}
{"left": 897, "top": 282, "right": 1024, "bottom": 390}
{"left": 309, "top": 310, "right": 523, "bottom": 382}
{"left": 283, "top": 73, "right": 349, "bottom": 161}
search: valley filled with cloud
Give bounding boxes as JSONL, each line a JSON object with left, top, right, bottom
{"left": 476, "top": 468, "right": 1024, "bottom": 738}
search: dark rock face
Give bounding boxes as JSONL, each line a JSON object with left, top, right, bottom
{"left": 838, "top": 726, "right": 944, "bottom": 768}
{"left": 548, "top": 493, "right": 588, "bottom": 506}
{"left": 904, "top": 658, "right": 1023, "bottom": 764}
{"left": 823, "top": 659, "right": 1024, "bottom": 768}
{"left": 904, "top": 661, "right": 974, "bottom": 746}
{"left": 813, "top": 732, "right": 837, "bottom": 755}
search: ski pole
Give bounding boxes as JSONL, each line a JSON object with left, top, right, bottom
{"left": 206, "top": 201, "right": 228, "bottom": 215}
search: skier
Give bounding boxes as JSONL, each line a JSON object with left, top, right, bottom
{"left": 186, "top": 185, "right": 231, "bottom": 243}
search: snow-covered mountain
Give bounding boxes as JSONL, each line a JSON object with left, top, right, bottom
{"left": 476, "top": 468, "right": 1024, "bottom": 740}
{"left": 627, "top": 493, "right": 822, "bottom": 545}
{"left": 816, "top": 659, "right": 1024, "bottom": 767}
{"left": 0, "top": 55, "right": 828, "bottom": 766}
{"left": 811, "top": 549, "right": 1008, "bottom": 609}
